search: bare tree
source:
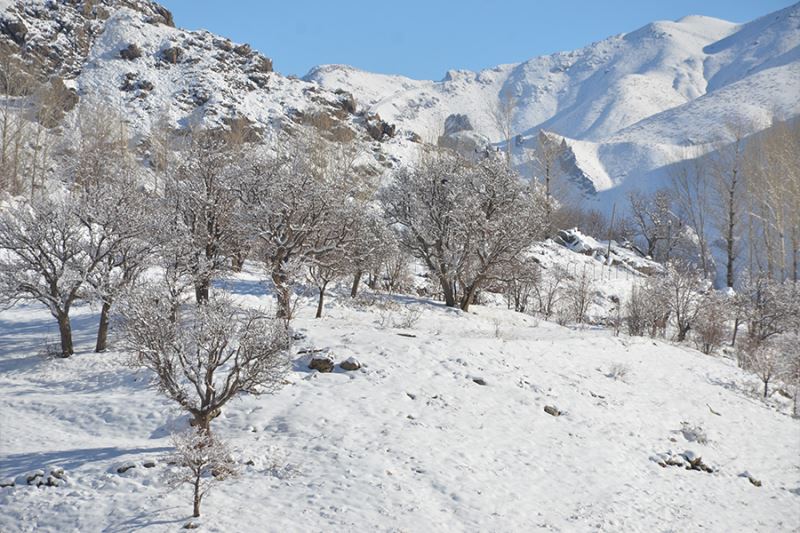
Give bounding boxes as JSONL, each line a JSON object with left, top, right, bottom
{"left": 739, "top": 336, "right": 782, "bottom": 399}
{"left": 671, "top": 151, "right": 714, "bottom": 278}
{"left": 0, "top": 196, "right": 103, "bottom": 356}
{"left": 533, "top": 265, "right": 566, "bottom": 320}
{"left": 241, "top": 136, "right": 371, "bottom": 319}
{"left": 122, "top": 292, "right": 289, "bottom": 432}
{"left": 566, "top": 267, "right": 595, "bottom": 324}
{"left": 658, "top": 260, "right": 707, "bottom": 342}
{"left": 710, "top": 123, "right": 748, "bottom": 288}
{"left": 170, "top": 428, "right": 237, "bottom": 518}
{"left": 691, "top": 292, "right": 727, "bottom": 354}
{"left": 78, "top": 175, "right": 157, "bottom": 352}
{"left": 381, "top": 151, "right": 548, "bottom": 311}
{"left": 628, "top": 189, "right": 681, "bottom": 261}
{"left": 499, "top": 256, "right": 541, "bottom": 313}
{"left": 165, "top": 128, "right": 245, "bottom": 304}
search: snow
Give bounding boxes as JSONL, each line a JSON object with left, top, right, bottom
{"left": 1, "top": 262, "right": 798, "bottom": 531}
{"left": 4, "top": 0, "right": 797, "bottom": 209}
{"left": 308, "top": 5, "right": 799, "bottom": 206}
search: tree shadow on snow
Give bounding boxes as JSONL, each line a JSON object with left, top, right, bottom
{"left": 0, "top": 445, "right": 172, "bottom": 479}
{"left": 105, "top": 510, "right": 188, "bottom": 533}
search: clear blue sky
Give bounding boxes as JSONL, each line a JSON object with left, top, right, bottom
{"left": 159, "top": 0, "right": 794, "bottom": 80}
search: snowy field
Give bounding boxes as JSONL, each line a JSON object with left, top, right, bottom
{"left": 1, "top": 264, "right": 798, "bottom": 532}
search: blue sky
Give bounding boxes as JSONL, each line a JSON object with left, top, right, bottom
{"left": 159, "top": 0, "right": 794, "bottom": 80}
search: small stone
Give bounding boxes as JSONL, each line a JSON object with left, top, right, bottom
{"left": 142, "top": 461, "right": 156, "bottom": 468}
{"left": 183, "top": 522, "right": 199, "bottom": 529}
{"left": 49, "top": 467, "right": 65, "bottom": 479}
{"left": 309, "top": 356, "right": 334, "bottom": 373}
{"left": 119, "top": 43, "right": 142, "bottom": 60}
{"left": 26, "top": 470, "right": 44, "bottom": 485}
{"left": 117, "top": 464, "right": 136, "bottom": 474}
{"left": 339, "top": 357, "right": 361, "bottom": 371}
{"left": 543, "top": 405, "right": 561, "bottom": 417}
{"left": 472, "top": 377, "right": 487, "bottom": 386}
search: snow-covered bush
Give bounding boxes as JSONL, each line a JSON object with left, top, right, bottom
{"left": 122, "top": 291, "right": 289, "bottom": 432}
{"left": 170, "top": 429, "right": 238, "bottom": 518}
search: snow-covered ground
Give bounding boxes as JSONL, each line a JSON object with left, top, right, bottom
{"left": 1, "top": 263, "right": 798, "bottom": 532}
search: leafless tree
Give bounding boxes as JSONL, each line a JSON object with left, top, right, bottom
{"left": 691, "top": 292, "right": 727, "bottom": 354}
{"left": 0, "top": 196, "right": 106, "bottom": 356}
{"left": 499, "top": 256, "right": 541, "bottom": 313}
{"left": 709, "top": 122, "right": 748, "bottom": 288}
{"left": 122, "top": 292, "right": 289, "bottom": 432}
{"left": 532, "top": 265, "right": 566, "bottom": 319}
{"left": 241, "top": 136, "right": 371, "bottom": 319}
{"left": 565, "top": 268, "right": 594, "bottom": 324}
{"left": 381, "top": 151, "right": 548, "bottom": 311}
{"left": 78, "top": 175, "right": 158, "bottom": 352}
{"left": 628, "top": 189, "right": 681, "bottom": 261}
{"left": 169, "top": 428, "right": 237, "bottom": 518}
{"left": 671, "top": 151, "right": 714, "bottom": 278}
{"left": 165, "top": 127, "right": 244, "bottom": 304}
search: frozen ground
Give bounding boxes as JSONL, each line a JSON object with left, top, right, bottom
{"left": 0, "top": 264, "right": 798, "bottom": 532}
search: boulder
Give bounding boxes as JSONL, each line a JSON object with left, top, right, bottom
{"left": 334, "top": 89, "right": 357, "bottom": 114}
{"left": 443, "top": 113, "right": 473, "bottom": 136}
{"left": 309, "top": 356, "right": 334, "bottom": 373}
{"left": 472, "top": 377, "right": 487, "bottom": 386}
{"left": 251, "top": 55, "right": 273, "bottom": 73}
{"left": 233, "top": 43, "right": 252, "bottom": 56}
{"left": 543, "top": 405, "right": 561, "bottom": 417}
{"left": 161, "top": 46, "right": 183, "bottom": 64}
{"left": 119, "top": 43, "right": 142, "bottom": 60}
{"left": 1, "top": 18, "right": 27, "bottom": 45}
{"left": 365, "top": 114, "right": 396, "bottom": 141}
{"left": 339, "top": 357, "right": 361, "bottom": 371}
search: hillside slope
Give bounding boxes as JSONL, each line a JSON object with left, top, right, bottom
{"left": 0, "top": 263, "right": 798, "bottom": 531}
{"left": 307, "top": 3, "right": 800, "bottom": 201}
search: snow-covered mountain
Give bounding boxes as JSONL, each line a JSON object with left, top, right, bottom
{"left": 307, "top": 4, "right": 800, "bottom": 203}
{"left": 2, "top": 0, "right": 799, "bottom": 203}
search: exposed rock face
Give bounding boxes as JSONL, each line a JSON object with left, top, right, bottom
{"left": 119, "top": 43, "right": 142, "bottom": 60}
{"left": 437, "top": 130, "right": 491, "bottom": 158}
{"left": 443, "top": 113, "right": 472, "bottom": 136}
{"left": 365, "top": 113, "right": 396, "bottom": 141}
{"left": 0, "top": 18, "right": 27, "bottom": 45}
{"left": 161, "top": 46, "right": 183, "bottom": 64}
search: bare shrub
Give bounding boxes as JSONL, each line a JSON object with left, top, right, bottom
{"left": 122, "top": 291, "right": 289, "bottom": 432}
{"left": 606, "top": 362, "right": 630, "bottom": 382}
{"left": 566, "top": 268, "right": 594, "bottom": 324}
{"left": 692, "top": 292, "right": 728, "bottom": 354}
{"left": 170, "top": 429, "right": 238, "bottom": 518}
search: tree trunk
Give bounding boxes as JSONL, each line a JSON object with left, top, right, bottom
{"left": 731, "top": 316, "right": 740, "bottom": 348}
{"left": 95, "top": 300, "right": 112, "bottom": 352}
{"left": 763, "top": 379, "right": 769, "bottom": 399}
{"left": 350, "top": 271, "right": 362, "bottom": 298}
{"left": 56, "top": 312, "right": 74, "bottom": 358}
{"left": 459, "top": 282, "right": 480, "bottom": 312}
{"left": 193, "top": 475, "right": 202, "bottom": 517}
{"left": 231, "top": 251, "right": 246, "bottom": 272}
{"left": 195, "top": 280, "right": 210, "bottom": 304}
{"left": 439, "top": 275, "right": 456, "bottom": 307}
{"left": 272, "top": 269, "right": 292, "bottom": 319}
{"left": 315, "top": 282, "right": 328, "bottom": 319}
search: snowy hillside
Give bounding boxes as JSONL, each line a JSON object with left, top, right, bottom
{"left": 307, "top": 4, "right": 800, "bottom": 202}
{"left": 1, "top": 263, "right": 798, "bottom": 532}
{"left": 2, "top": 1, "right": 798, "bottom": 199}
